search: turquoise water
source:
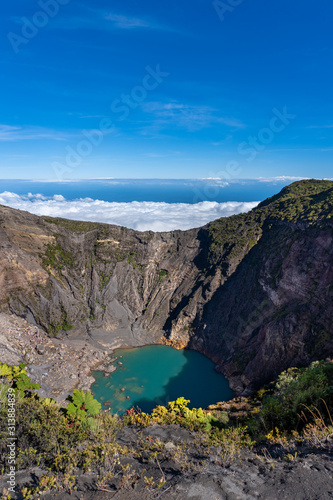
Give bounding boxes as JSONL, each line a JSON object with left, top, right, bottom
{"left": 91, "top": 346, "right": 233, "bottom": 414}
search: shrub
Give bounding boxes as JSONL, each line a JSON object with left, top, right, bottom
{"left": 149, "top": 397, "right": 220, "bottom": 431}
{"left": 209, "top": 426, "right": 254, "bottom": 466}
{"left": 0, "top": 397, "right": 89, "bottom": 470}
{"left": 261, "top": 361, "right": 333, "bottom": 432}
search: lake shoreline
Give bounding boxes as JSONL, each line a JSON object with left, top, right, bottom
{"left": 91, "top": 345, "right": 234, "bottom": 414}
{"left": 1, "top": 312, "right": 235, "bottom": 407}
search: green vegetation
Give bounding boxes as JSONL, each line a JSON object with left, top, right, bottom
{"left": 66, "top": 389, "right": 102, "bottom": 429}
{"left": 125, "top": 397, "right": 227, "bottom": 432}
{"left": 98, "top": 269, "right": 112, "bottom": 288}
{"left": 48, "top": 307, "right": 73, "bottom": 335}
{"left": 207, "top": 180, "right": 333, "bottom": 265}
{"left": 41, "top": 240, "right": 75, "bottom": 274}
{"left": 259, "top": 180, "right": 333, "bottom": 224}
{"left": 114, "top": 248, "right": 127, "bottom": 262}
{"left": 127, "top": 250, "right": 138, "bottom": 265}
{"left": 127, "top": 250, "right": 145, "bottom": 273}
{"left": 1, "top": 360, "right": 333, "bottom": 497}
{"left": 208, "top": 211, "right": 263, "bottom": 264}
{"left": 158, "top": 269, "right": 168, "bottom": 283}
{"left": 0, "top": 363, "right": 40, "bottom": 394}
{"left": 94, "top": 241, "right": 128, "bottom": 265}
{"left": 43, "top": 217, "right": 103, "bottom": 233}
{"left": 260, "top": 360, "right": 333, "bottom": 432}
{"left": 258, "top": 179, "right": 333, "bottom": 211}
{"left": 40, "top": 224, "right": 132, "bottom": 286}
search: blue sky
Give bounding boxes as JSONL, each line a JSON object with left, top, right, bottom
{"left": 1, "top": 0, "right": 332, "bottom": 180}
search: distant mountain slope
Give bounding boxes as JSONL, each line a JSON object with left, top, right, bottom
{"left": 0, "top": 179, "right": 332, "bottom": 392}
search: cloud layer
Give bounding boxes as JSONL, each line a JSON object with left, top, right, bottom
{"left": 0, "top": 192, "right": 259, "bottom": 232}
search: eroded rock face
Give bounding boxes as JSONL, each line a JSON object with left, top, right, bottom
{"left": 0, "top": 180, "right": 333, "bottom": 393}
{"left": 194, "top": 224, "right": 333, "bottom": 392}
{"left": 0, "top": 204, "right": 206, "bottom": 344}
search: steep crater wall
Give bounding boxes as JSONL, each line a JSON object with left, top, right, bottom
{"left": 1, "top": 179, "right": 333, "bottom": 393}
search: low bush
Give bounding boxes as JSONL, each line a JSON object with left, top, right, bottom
{"left": 261, "top": 361, "right": 333, "bottom": 432}
{"left": 125, "top": 397, "right": 225, "bottom": 432}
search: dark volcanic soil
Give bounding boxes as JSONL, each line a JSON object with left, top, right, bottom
{"left": 2, "top": 424, "right": 333, "bottom": 499}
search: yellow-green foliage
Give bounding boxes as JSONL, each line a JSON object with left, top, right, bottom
{"left": 258, "top": 180, "right": 333, "bottom": 224}
{"left": 0, "top": 362, "right": 27, "bottom": 381}
{"left": 0, "top": 362, "right": 40, "bottom": 392}
{"left": 210, "top": 426, "right": 254, "bottom": 465}
{"left": 43, "top": 217, "right": 103, "bottom": 233}
{"left": 127, "top": 397, "right": 224, "bottom": 432}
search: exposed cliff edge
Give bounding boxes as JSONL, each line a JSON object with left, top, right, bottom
{"left": 1, "top": 179, "right": 332, "bottom": 393}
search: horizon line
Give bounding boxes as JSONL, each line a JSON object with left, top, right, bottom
{"left": 0, "top": 176, "right": 326, "bottom": 183}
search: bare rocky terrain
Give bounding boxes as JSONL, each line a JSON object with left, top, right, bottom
{"left": 1, "top": 423, "right": 332, "bottom": 499}
{"left": 0, "top": 313, "right": 109, "bottom": 401}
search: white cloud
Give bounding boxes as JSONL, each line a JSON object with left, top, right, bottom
{"left": 217, "top": 117, "right": 245, "bottom": 129}
{"left": 0, "top": 124, "right": 76, "bottom": 142}
{"left": 141, "top": 102, "right": 215, "bottom": 131}
{"left": 51, "top": 8, "right": 165, "bottom": 32}
{"left": 257, "top": 176, "right": 311, "bottom": 183}
{"left": 105, "top": 13, "right": 150, "bottom": 29}
{"left": 0, "top": 192, "right": 259, "bottom": 232}
{"left": 0, "top": 124, "right": 21, "bottom": 140}
{"left": 140, "top": 102, "right": 244, "bottom": 133}
{"left": 200, "top": 178, "right": 229, "bottom": 185}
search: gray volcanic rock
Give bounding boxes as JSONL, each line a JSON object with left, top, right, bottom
{"left": 0, "top": 179, "right": 333, "bottom": 393}
{"left": 194, "top": 222, "right": 333, "bottom": 392}
{"left": 0, "top": 313, "right": 109, "bottom": 401}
